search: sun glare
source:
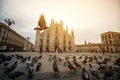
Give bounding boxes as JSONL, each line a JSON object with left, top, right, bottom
{"left": 49, "top": 15, "right": 73, "bottom": 31}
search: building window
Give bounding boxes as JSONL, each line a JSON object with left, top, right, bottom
{"left": 110, "top": 34, "right": 112, "bottom": 39}
{"left": 112, "top": 34, "right": 114, "bottom": 39}
{"left": 46, "top": 46, "right": 49, "bottom": 52}
{"left": 106, "top": 41, "right": 108, "bottom": 45}
{"left": 105, "top": 35, "right": 107, "bottom": 40}
{"left": 69, "top": 46, "right": 71, "bottom": 50}
{"left": 69, "top": 41, "right": 71, "bottom": 45}
{"left": 56, "top": 36, "right": 57, "bottom": 40}
{"left": 119, "top": 35, "right": 120, "bottom": 39}
{"left": 117, "top": 40, "right": 119, "bottom": 44}
{"left": 41, "top": 39, "right": 43, "bottom": 43}
{"left": 104, "top": 36, "right": 105, "bottom": 41}
{"left": 102, "top": 36, "right": 104, "bottom": 41}
{"left": 47, "top": 40, "right": 49, "bottom": 43}
{"left": 109, "top": 40, "right": 112, "bottom": 45}
{"left": 108, "top": 34, "right": 111, "bottom": 39}
{"left": 63, "top": 41, "right": 65, "bottom": 44}
{"left": 114, "top": 34, "right": 117, "bottom": 39}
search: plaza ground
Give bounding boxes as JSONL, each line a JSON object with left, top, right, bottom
{"left": 0, "top": 52, "right": 120, "bottom": 80}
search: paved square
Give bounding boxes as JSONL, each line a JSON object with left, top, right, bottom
{"left": 0, "top": 52, "right": 120, "bottom": 80}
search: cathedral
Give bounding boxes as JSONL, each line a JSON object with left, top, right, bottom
{"left": 34, "top": 19, "right": 75, "bottom": 52}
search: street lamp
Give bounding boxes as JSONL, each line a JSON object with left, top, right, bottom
{"left": 26, "top": 37, "right": 30, "bottom": 51}
{"left": 99, "top": 44, "right": 105, "bottom": 55}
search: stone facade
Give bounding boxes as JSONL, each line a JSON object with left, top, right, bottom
{"left": 101, "top": 31, "right": 120, "bottom": 53}
{"left": 0, "top": 22, "right": 33, "bottom": 51}
{"left": 75, "top": 31, "right": 120, "bottom": 53}
{"left": 34, "top": 19, "right": 75, "bottom": 52}
{"left": 75, "top": 43, "right": 102, "bottom": 53}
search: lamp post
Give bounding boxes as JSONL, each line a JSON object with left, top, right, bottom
{"left": 99, "top": 44, "right": 105, "bottom": 55}
{"left": 26, "top": 37, "right": 30, "bottom": 51}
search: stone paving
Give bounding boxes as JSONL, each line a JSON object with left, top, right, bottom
{"left": 0, "top": 52, "right": 120, "bottom": 80}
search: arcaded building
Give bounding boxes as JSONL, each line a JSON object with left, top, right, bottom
{"left": 75, "top": 42, "right": 102, "bottom": 53}
{"left": 75, "top": 31, "right": 120, "bottom": 53}
{"left": 0, "top": 22, "right": 33, "bottom": 51}
{"left": 34, "top": 19, "right": 75, "bottom": 52}
{"left": 101, "top": 31, "right": 120, "bottom": 53}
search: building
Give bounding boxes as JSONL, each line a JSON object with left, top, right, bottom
{"left": 34, "top": 19, "right": 75, "bottom": 52}
{"left": 75, "top": 41, "right": 102, "bottom": 53}
{"left": 101, "top": 31, "right": 120, "bottom": 53}
{"left": 75, "top": 31, "right": 120, "bottom": 53}
{"left": 0, "top": 22, "right": 33, "bottom": 51}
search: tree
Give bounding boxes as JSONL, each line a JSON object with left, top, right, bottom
{"left": 4, "top": 18, "right": 15, "bottom": 27}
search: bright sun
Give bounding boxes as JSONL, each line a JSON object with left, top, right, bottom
{"left": 48, "top": 15, "right": 73, "bottom": 31}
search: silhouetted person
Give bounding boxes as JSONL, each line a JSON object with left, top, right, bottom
{"left": 28, "top": 66, "right": 34, "bottom": 75}
{"left": 26, "top": 59, "right": 33, "bottom": 68}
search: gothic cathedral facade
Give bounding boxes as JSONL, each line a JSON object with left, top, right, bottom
{"left": 34, "top": 19, "right": 75, "bottom": 52}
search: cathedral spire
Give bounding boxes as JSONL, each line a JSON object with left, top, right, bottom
{"left": 60, "top": 20, "right": 63, "bottom": 24}
{"left": 66, "top": 25, "right": 68, "bottom": 34}
{"left": 71, "top": 29, "right": 74, "bottom": 37}
{"left": 51, "top": 18, "right": 54, "bottom": 24}
{"left": 60, "top": 20, "right": 63, "bottom": 29}
{"left": 85, "top": 40, "right": 87, "bottom": 45}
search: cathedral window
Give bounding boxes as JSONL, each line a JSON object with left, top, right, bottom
{"left": 41, "top": 39, "right": 43, "bottom": 43}
{"left": 69, "top": 41, "right": 71, "bottom": 45}
{"left": 47, "top": 40, "right": 49, "bottom": 43}
{"left": 56, "top": 36, "right": 57, "bottom": 39}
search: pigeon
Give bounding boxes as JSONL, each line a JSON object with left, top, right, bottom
{"left": 35, "top": 62, "right": 41, "bottom": 72}
{"left": 67, "top": 61, "right": 76, "bottom": 72}
{"left": 9, "top": 71, "right": 24, "bottom": 80}
{"left": 74, "top": 62, "right": 81, "bottom": 69}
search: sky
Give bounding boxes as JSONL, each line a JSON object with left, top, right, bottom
{"left": 0, "top": 0, "right": 120, "bottom": 45}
